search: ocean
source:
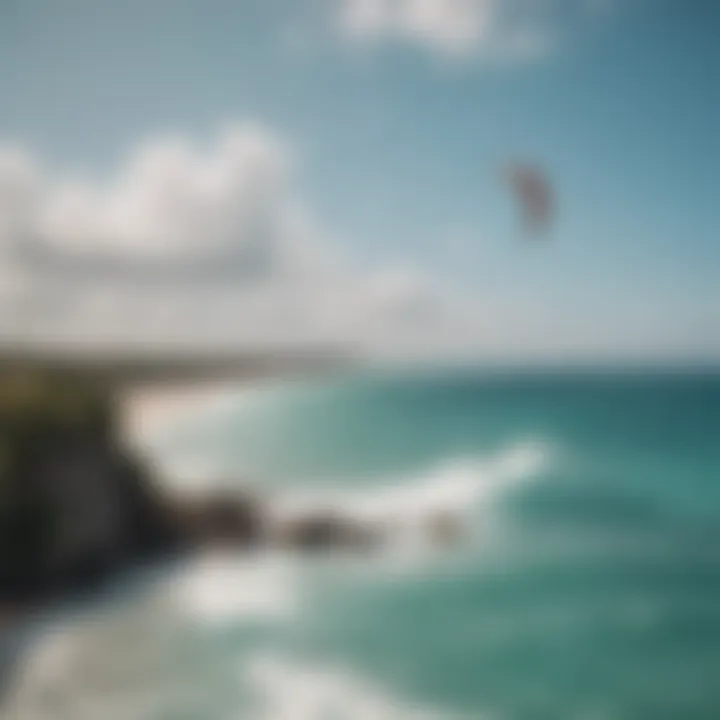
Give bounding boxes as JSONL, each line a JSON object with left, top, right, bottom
{"left": 4, "top": 369, "right": 720, "bottom": 719}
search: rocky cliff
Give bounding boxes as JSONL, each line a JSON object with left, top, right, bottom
{"left": 0, "top": 370, "right": 180, "bottom": 602}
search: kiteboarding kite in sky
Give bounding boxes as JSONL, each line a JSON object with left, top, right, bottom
{"left": 504, "top": 163, "right": 555, "bottom": 237}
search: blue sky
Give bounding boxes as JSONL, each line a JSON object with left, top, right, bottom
{"left": 0, "top": 0, "right": 718, "bottom": 361}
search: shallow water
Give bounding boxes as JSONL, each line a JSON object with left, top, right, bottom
{"left": 4, "top": 370, "right": 720, "bottom": 719}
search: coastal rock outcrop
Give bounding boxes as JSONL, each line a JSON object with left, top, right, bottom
{"left": 0, "top": 371, "right": 179, "bottom": 602}
{"left": 0, "top": 369, "right": 463, "bottom": 607}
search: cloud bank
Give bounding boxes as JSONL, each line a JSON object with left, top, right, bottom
{"left": 0, "top": 125, "right": 477, "bottom": 359}
{"left": 0, "top": 120, "right": 704, "bottom": 365}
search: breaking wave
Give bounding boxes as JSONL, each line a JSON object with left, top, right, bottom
{"left": 3, "top": 439, "right": 550, "bottom": 719}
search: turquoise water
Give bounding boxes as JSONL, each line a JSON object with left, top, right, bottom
{"left": 6, "top": 370, "right": 720, "bottom": 719}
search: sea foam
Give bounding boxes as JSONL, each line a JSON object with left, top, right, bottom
{"left": 2, "top": 440, "right": 547, "bottom": 719}
{"left": 242, "top": 652, "right": 464, "bottom": 720}
{"left": 269, "top": 439, "right": 550, "bottom": 542}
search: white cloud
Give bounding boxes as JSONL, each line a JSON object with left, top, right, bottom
{"left": 340, "top": 0, "right": 495, "bottom": 55}
{"left": 37, "top": 127, "right": 288, "bottom": 266}
{"left": 0, "top": 125, "right": 476, "bottom": 360}
{"left": 335, "top": 0, "right": 597, "bottom": 60}
{"left": 1, "top": 123, "right": 703, "bottom": 365}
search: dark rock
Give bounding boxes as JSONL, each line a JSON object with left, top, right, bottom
{"left": 173, "top": 490, "right": 266, "bottom": 549}
{"left": 0, "top": 370, "right": 180, "bottom": 603}
{"left": 277, "top": 512, "right": 378, "bottom": 552}
{"left": 425, "top": 510, "right": 462, "bottom": 547}
{"left": 0, "top": 431, "right": 179, "bottom": 601}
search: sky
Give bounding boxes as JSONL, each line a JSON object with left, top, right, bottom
{"left": 0, "top": 0, "right": 718, "bottom": 362}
